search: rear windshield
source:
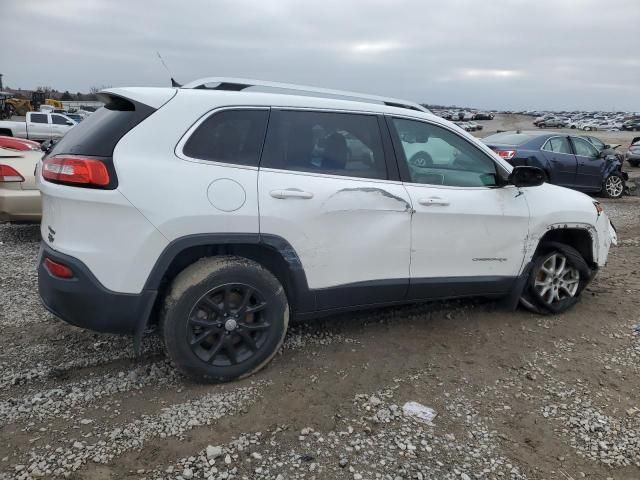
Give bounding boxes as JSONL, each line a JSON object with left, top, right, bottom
{"left": 49, "top": 96, "right": 155, "bottom": 157}
{"left": 482, "top": 133, "right": 538, "bottom": 146}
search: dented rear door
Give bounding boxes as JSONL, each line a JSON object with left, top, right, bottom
{"left": 258, "top": 109, "right": 412, "bottom": 311}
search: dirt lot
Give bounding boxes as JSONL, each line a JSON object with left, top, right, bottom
{"left": 1, "top": 116, "right": 640, "bottom": 480}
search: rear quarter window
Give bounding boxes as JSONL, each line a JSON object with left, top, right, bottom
{"left": 48, "top": 96, "right": 155, "bottom": 157}
{"left": 182, "top": 109, "right": 269, "bottom": 167}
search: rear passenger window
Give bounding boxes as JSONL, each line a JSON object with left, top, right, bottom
{"left": 261, "top": 110, "right": 387, "bottom": 180}
{"left": 30, "top": 114, "right": 48, "bottom": 124}
{"left": 183, "top": 109, "right": 269, "bottom": 167}
{"left": 544, "top": 137, "right": 572, "bottom": 154}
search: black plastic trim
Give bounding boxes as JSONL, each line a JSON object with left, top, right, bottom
{"left": 377, "top": 114, "right": 400, "bottom": 181}
{"left": 38, "top": 243, "right": 157, "bottom": 335}
{"left": 143, "top": 233, "right": 316, "bottom": 314}
{"left": 316, "top": 278, "right": 408, "bottom": 310}
{"left": 408, "top": 276, "right": 514, "bottom": 300}
{"left": 38, "top": 233, "right": 520, "bottom": 338}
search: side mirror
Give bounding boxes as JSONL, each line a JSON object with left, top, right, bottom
{"left": 509, "top": 166, "right": 545, "bottom": 188}
{"left": 66, "top": 121, "right": 74, "bottom": 126}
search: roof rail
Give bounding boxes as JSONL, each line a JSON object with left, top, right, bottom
{"left": 181, "top": 77, "right": 429, "bottom": 113}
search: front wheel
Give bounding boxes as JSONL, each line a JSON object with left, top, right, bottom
{"left": 520, "top": 244, "right": 589, "bottom": 314}
{"left": 161, "top": 256, "right": 289, "bottom": 383}
{"left": 602, "top": 173, "right": 625, "bottom": 199}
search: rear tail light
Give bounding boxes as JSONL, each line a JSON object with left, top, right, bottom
{"left": 43, "top": 258, "right": 74, "bottom": 279}
{"left": 0, "top": 165, "right": 25, "bottom": 182}
{"left": 42, "top": 156, "right": 110, "bottom": 187}
{"left": 494, "top": 149, "right": 517, "bottom": 160}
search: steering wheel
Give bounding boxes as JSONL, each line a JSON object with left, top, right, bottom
{"left": 409, "top": 151, "right": 433, "bottom": 168}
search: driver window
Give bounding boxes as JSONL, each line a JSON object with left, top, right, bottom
{"left": 392, "top": 118, "right": 499, "bottom": 187}
{"left": 571, "top": 137, "right": 599, "bottom": 158}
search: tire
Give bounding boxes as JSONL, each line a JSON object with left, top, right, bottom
{"left": 161, "top": 256, "right": 289, "bottom": 383}
{"left": 520, "top": 243, "right": 590, "bottom": 314}
{"left": 628, "top": 160, "right": 639, "bottom": 168}
{"left": 602, "top": 172, "right": 625, "bottom": 199}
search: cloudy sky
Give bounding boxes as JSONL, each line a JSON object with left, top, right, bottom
{"left": 3, "top": 0, "right": 639, "bottom": 110}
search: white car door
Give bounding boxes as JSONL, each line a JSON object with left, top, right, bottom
{"left": 258, "top": 109, "right": 412, "bottom": 311}
{"left": 387, "top": 116, "right": 530, "bottom": 300}
{"left": 26, "top": 112, "right": 52, "bottom": 140}
{"left": 50, "top": 114, "right": 74, "bottom": 138}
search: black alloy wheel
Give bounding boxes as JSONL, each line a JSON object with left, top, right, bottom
{"left": 187, "top": 284, "right": 270, "bottom": 366}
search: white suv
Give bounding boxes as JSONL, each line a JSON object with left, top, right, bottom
{"left": 36, "top": 78, "right": 617, "bottom": 382}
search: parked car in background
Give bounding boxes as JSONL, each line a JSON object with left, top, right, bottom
{"left": 0, "top": 147, "right": 42, "bottom": 221}
{"left": 626, "top": 137, "right": 640, "bottom": 167}
{"left": 454, "top": 121, "right": 473, "bottom": 132}
{"left": 0, "top": 112, "right": 77, "bottom": 141}
{"left": 467, "top": 121, "right": 482, "bottom": 131}
{"left": 482, "top": 131, "right": 627, "bottom": 198}
{"left": 621, "top": 118, "right": 640, "bottom": 131}
{"left": 533, "top": 115, "right": 555, "bottom": 126}
{"left": 580, "top": 121, "right": 599, "bottom": 131}
{"left": 538, "top": 118, "right": 566, "bottom": 128}
{"left": 0, "top": 135, "right": 41, "bottom": 151}
{"left": 473, "top": 112, "right": 494, "bottom": 120}
{"left": 592, "top": 121, "right": 620, "bottom": 132}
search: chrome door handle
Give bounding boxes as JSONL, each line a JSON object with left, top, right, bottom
{"left": 269, "top": 189, "right": 314, "bottom": 200}
{"left": 419, "top": 197, "right": 450, "bottom": 206}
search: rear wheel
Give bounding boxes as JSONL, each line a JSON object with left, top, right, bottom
{"left": 161, "top": 256, "right": 289, "bottom": 383}
{"left": 602, "top": 173, "right": 625, "bottom": 199}
{"left": 520, "top": 243, "right": 589, "bottom": 314}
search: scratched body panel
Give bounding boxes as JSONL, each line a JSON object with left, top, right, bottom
{"left": 520, "top": 182, "right": 613, "bottom": 267}
{"left": 258, "top": 170, "right": 411, "bottom": 289}
{"left": 403, "top": 183, "right": 530, "bottom": 278}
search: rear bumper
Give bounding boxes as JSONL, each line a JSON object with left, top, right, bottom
{"left": 0, "top": 189, "right": 41, "bottom": 222}
{"left": 38, "top": 243, "right": 156, "bottom": 335}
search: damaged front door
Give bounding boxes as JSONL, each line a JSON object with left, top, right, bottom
{"left": 389, "top": 116, "right": 530, "bottom": 300}
{"left": 258, "top": 109, "right": 412, "bottom": 311}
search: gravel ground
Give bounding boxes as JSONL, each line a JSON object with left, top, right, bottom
{"left": 1, "top": 119, "right": 640, "bottom": 479}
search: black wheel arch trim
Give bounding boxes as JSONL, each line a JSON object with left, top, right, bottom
{"left": 143, "top": 233, "right": 316, "bottom": 313}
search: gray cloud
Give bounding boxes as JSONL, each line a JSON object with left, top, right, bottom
{"left": 3, "top": 0, "right": 639, "bottom": 110}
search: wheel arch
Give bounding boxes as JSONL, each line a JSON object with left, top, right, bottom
{"left": 534, "top": 227, "right": 595, "bottom": 267}
{"left": 144, "top": 233, "right": 315, "bottom": 325}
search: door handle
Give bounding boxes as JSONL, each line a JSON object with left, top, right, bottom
{"left": 269, "top": 189, "right": 314, "bottom": 200}
{"left": 418, "top": 197, "right": 450, "bottom": 206}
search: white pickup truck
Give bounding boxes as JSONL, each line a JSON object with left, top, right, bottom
{"left": 0, "top": 112, "right": 77, "bottom": 142}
